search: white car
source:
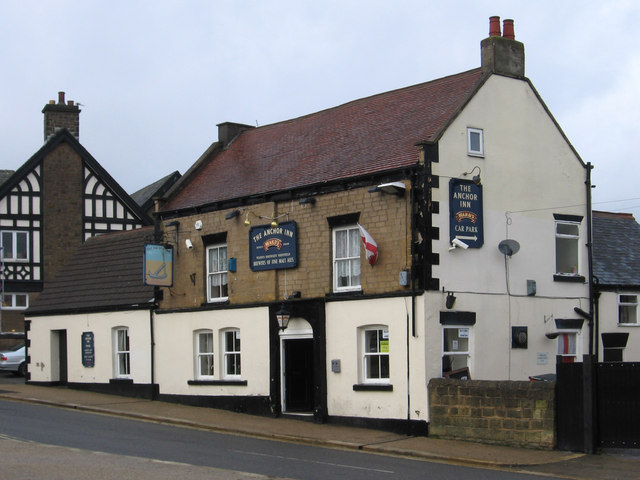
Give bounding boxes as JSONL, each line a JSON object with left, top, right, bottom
{"left": 0, "top": 343, "right": 26, "bottom": 376}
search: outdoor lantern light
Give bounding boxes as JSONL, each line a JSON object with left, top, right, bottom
{"left": 244, "top": 212, "right": 251, "bottom": 226}
{"left": 446, "top": 292, "right": 457, "bottom": 309}
{"left": 462, "top": 166, "right": 482, "bottom": 185}
{"left": 276, "top": 304, "right": 290, "bottom": 331}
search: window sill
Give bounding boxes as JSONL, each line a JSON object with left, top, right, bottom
{"left": 353, "top": 383, "right": 393, "bottom": 392}
{"left": 553, "top": 274, "right": 585, "bottom": 283}
{"left": 188, "top": 379, "right": 247, "bottom": 386}
{"left": 109, "top": 378, "right": 133, "bottom": 384}
{"left": 618, "top": 323, "right": 640, "bottom": 327}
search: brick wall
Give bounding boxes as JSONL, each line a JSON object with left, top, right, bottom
{"left": 160, "top": 183, "right": 412, "bottom": 309}
{"left": 42, "top": 143, "right": 84, "bottom": 283}
{"left": 428, "top": 378, "right": 556, "bottom": 449}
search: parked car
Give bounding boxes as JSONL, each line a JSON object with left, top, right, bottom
{"left": 0, "top": 343, "right": 26, "bottom": 376}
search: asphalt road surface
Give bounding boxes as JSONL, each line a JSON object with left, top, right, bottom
{"left": 0, "top": 398, "right": 556, "bottom": 480}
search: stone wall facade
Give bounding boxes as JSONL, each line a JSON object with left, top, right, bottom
{"left": 428, "top": 378, "right": 556, "bottom": 449}
{"left": 160, "top": 183, "right": 412, "bottom": 310}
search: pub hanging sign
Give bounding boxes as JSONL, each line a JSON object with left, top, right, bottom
{"left": 249, "top": 220, "right": 298, "bottom": 271}
{"left": 143, "top": 243, "right": 174, "bottom": 287}
{"left": 449, "top": 178, "right": 484, "bottom": 248}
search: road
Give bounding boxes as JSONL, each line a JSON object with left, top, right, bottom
{"left": 0, "top": 396, "right": 556, "bottom": 480}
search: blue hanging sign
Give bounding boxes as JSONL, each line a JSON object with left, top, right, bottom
{"left": 144, "top": 243, "right": 174, "bottom": 286}
{"left": 249, "top": 221, "right": 298, "bottom": 271}
{"left": 449, "top": 179, "right": 484, "bottom": 248}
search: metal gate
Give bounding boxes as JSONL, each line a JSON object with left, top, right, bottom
{"left": 556, "top": 361, "right": 640, "bottom": 450}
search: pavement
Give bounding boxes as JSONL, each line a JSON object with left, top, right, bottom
{"left": 1, "top": 381, "right": 639, "bottom": 480}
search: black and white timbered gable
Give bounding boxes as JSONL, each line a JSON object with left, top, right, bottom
{"left": 0, "top": 129, "right": 152, "bottom": 290}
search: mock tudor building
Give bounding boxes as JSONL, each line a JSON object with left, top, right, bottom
{"left": 0, "top": 92, "right": 152, "bottom": 346}
{"left": 27, "top": 18, "right": 592, "bottom": 433}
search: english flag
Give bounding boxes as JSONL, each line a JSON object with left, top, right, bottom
{"left": 358, "top": 223, "right": 378, "bottom": 266}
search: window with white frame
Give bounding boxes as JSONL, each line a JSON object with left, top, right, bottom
{"left": 555, "top": 219, "right": 580, "bottom": 275}
{"left": 618, "top": 294, "right": 638, "bottom": 324}
{"left": 467, "top": 127, "right": 484, "bottom": 157}
{"left": 557, "top": 332, "right": 580, "bottom": 363}
{"left": 442, "top": 326, "right": 471, "bottom": 376}
{"left": 1, "top": 293, "right": 28, "bottom": 310}
{"left": 222, "top": 329, "right": 241, "bottom": 378}
{"left": 333, "top": 225, "right": 361, "bottom": 291}
{"left": 1, "top": 230, "right": 28, "bottom": 261}
{"left": 195, "top": 330, "right": 214, "bottom": 378}
{"left": 113, "top": 327, "right": 130, "bottom": 377}
{"left": 361, "top": 326, "right": 389, "bottom": 383}
{"left": 207, "top": 244, "right": 228, "bottom": 302}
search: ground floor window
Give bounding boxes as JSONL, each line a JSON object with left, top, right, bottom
{"left": 195, "top": 330, "right": 214, "bottom": 378}
{"left": 361, "top": 326, "right": 389, "bottom": 383}
{"left": 113, "top": 327, "right": 130, "bottom": 377}
{"left": 443, "top": 326, "right": 471, "bottom": 378}
{"left": 557, "top": 332, "right": 579, "bottom": 363}
{"left": 223, "top": 329, "right": 241, "bottom": 378}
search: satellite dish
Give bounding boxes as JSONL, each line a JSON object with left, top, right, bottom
{"left": 498, "top": 239, "right": 520, "bottom": 256}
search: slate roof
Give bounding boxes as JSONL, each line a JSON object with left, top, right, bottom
{"left": 593, "top": 211, "right": 640, "bottom": 287}
{"left": 163, "top": 68, "right": 486, "bottom": 212}
{"left": 27, "top": 226, "right": 156, "bottom": 315}
{"left": 130, "top": 170, "right": 181, "bottom": 212}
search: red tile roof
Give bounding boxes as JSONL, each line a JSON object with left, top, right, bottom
{"left": 164, "top": 68, "right": 485, "bottom": 212}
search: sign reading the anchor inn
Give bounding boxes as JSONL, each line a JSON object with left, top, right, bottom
{"left": 249, "top": 221, "right": 298, "bottom": 271}
{"left": 449, "top": 178, "right": 484, "bottom": 248}
{"left": 144, "top": 243, "right": 174, "bottom": 286}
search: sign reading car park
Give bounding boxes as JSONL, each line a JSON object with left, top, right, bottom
{"left": 449, "top": 178, "right": 484, "bottom": 248}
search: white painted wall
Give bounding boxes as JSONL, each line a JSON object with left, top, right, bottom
{"left": 597, "top": 291, "right": 640, "bottom": 361}
{"left": 27, "top": 310, "right": 152, "bottom": 383}
{"left": 427, "top": 74, "right": 590, "bottom": 381}
{"left": 325, "top": 297, "right": 415, "bottom": 421}
{"left": 153, "top": 306, "right": 270, "bottom": 396}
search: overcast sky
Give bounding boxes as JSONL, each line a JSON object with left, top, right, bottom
{"left": 2, "top": 1, "right": 639, "bottom": 217}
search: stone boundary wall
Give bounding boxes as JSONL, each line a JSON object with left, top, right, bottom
{"left": 428, "top": 378, "right": 555, "bottom": 449}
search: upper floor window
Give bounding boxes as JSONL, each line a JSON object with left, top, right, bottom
{"left": 113, "top": 327, "right": 130, "bottom": 377}
{"left": 619, "top": 294, "right": 638, "bottom": 325}
{"left": 361, "top": 326, "right": 389, "bottom": 383}
{"left": 207, "top": 244, "right": 228, "bottom": 302}
{"left": 1, "top": 293, "right": 28, "bottom": 310}
{"left": 555, "top": 218, "right": 581, "bottom": 276}
{"left": 1, "top": 231, "right": 28, "bottom": 261}
{"left": 333, "top": 225, "right": 361, "bottom": 292}
{"left": 467, "top": 127, "right": 484, "bottom": 157}
{"left": 222, "top": 329, "right": 241, "bottom": 379}
{"left": 195, "top": 330, "right": 214, "bottom": 379}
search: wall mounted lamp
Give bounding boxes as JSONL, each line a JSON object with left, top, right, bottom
{"left": 462, "top": 166, "right": 482, "bottom": 185}
{"left": 276, "top": 304, "right": 291, "bottom": 331}
{"left": 225, "top": 209, "right": 241, "bottom": 220}
{"left": 368, "top": 181, "right": 406, "bottom": 196}
{"left": 445, "top": 292, "right": 457, "bottom": 309}
{"left": 299, "top": 197, "right": 316, "bottom": 205}
{"left": 243, "top": 209, "right": 289, "bottom": 227}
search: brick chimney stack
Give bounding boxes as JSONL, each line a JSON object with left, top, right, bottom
{"left": 481, "top": 17, "right": 525, "bottom": 77}
{"left": 42, "top": 91, "right": 81, "bottom": 142}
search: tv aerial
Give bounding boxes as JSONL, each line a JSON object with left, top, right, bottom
{"left": 498, "top": 239, "right": 520, "bottom": 256}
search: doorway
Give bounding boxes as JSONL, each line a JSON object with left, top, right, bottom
{"left": 283, "top": 338, "right": 314, "bottom": 412}
{"left": 52, "top": 329, "right": 68, "bottom": 385}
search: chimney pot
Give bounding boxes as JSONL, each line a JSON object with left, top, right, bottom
{"left": 502, "top": 19, "right": 515, "bottom": 40}
{"left": 489, "top": 16, "right": 501, "bottom": 36}
{"left": 58, "top": 91, "right": 65, "bottom": 104}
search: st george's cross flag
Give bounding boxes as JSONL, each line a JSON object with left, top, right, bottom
{"left": 357, "top": 223, "right": 378, "bottom": 266}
